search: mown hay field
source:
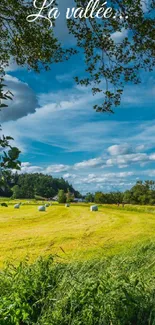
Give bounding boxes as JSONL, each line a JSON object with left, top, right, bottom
{"left": 0, "top": 202, "right": 155, "bottom": 267}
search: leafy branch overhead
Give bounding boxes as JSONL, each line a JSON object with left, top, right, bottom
{"left": 0, "top": 0, "right": 76, "bottom": 73}
{"left": 0, "top": 0, "right": 155, "bottom": 112}
{"left": 68, "top": 0, "right": 155, "bottom": 112}
{"left": 0, "top": 79, "right": 21, "bottom": 189}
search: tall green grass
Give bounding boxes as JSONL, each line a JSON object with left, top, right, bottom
{"left": 1, "top": 242, "right": 155, "bottom": 325}
{"left": 101, "top": 204, "right": 155, "bottom": 214}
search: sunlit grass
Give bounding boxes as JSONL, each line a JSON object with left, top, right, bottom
{"left": 0, "top": 202, "right": 155, "bottom": 267}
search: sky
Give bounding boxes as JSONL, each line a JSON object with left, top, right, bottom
{"left": 0, "top": 3, "right": 155, "bottom": 194}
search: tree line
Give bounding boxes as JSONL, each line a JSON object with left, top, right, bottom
{"left": 1, "top": 176, "right": 155, "bottom": 206}
{"left": 85, "top": 181, "right": 155, "bottom": 205}
{"left": 0, "top": 173, "right": 81, "bottom": 199}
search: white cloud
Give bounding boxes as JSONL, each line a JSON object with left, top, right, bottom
{"left": 107, "top": 144, "right": 133, "bottom": 156}
{"left": 141, "top": 0, "right": 149, "bottom": 12}
{"left": 81, "top": 171, "right": 134, "bottom": 184}
{"left": 5, "top": 60, "right": 24, "bottom": 72}
{"left": 0, "top": 74, "right": 38, "bottom": 122}
{"left": 150, "top": 153, "right": 155, "bottom": 161}
{"left": 111, "top": 29, "right": 128, "bottom": 42}
{"left": 63, "top": 173, "right": 77, "bottom": 179}
{"left": 106, "top": 153, "right": 150, "bottom": 168}
{"left": 106, "top": 151, "right": 155, "bottom": 168}
{"left": 74, "top": 157, "right": 103, "bottom": 169}
{"left": 20, "top": 162, "right": 42, "bottom": 174}
{"left": 19, "top": 162, "right": 70, "bottom": 174}
{"left": 145, "top": 170, "right": 155, "bottom": 177}
{"left": 45, "top": 164, "right": 70, "bottom": 173}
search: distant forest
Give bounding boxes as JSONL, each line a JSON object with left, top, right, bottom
{"left": 86, "top": 181, "right": 155, "bottom": 205}
{"left": 0, "top": 173, "right": 81, "bottom": 199}
{"left": 0, "top": 174, "right": 155, "bottom": 205}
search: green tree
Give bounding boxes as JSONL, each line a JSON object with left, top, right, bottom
{"left": 11, "top": 184, "right": 21, "bottom": 199}
{"left": 66, "top": 188, "right": 74, "bottom": 203}
{"left": 123, "top": 181, "right": 155, "bottom": 205}
{"left": 0, "top": 173, "right": 80, "bottom": 199}
{"left": 58, "top": 189, "right": 66, "bottom": 204}
{"left": 94, "top": 192, "right": 104, "bottom": 204}
{"left": 85, "top": 192, "right": 94, "bottom": 202}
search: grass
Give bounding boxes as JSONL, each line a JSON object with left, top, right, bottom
{"left": 0, "top": 242, "right": 155, "bottom": 324}
{"left": 1, "top": 202, "right": 155, "bottom": 267}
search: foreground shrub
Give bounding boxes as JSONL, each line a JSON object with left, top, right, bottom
{"left": 0, "top": 243, "right": 155, "bottom": 324}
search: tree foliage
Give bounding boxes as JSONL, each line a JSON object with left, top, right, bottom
{"left": 0, "top": 78, "right": 21, "bottom": 190}
{"left": 0, "top": 0, "right": 75, "bottom": 73}
{"left": 68, "top": 0, "right": 155, "bottom": 112}
{"left": 58, "top": 189, "right": 66, "bottom": 203}
{"left": 85, "top": 192, "right": 94, "bottom": 202}
{"left": 0, "top": 0, "right": 154, "bottom": 111}
{"left": 123, "top": 180, "right": 155, "bottom": 205}
{"left": 0, "top": 172, "right": 81, "bottom": 199}
{"left": 94, "top": 190, "right": 124, "bottom": 204}
{"left": 93, "top": 181, "right": 155, "bottom": 205}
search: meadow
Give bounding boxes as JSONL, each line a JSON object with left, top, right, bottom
{"left": 0, "top": 200, "right": 155, "bottom": 267}
{"left": 1, "top": 200, "right": 155, "bottom": 324}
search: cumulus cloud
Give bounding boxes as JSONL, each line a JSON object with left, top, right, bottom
{"left": 0, "top": 74, "right": 38, "bottom": 122}
{"left": 106, "top": 152, "right": 155, "bottom": 168}
{"left": 63, "top": 173, "right": 77, "bottom": 179}
{"left": 145, "top": 170, "right": 155, "bottom": 177}
{"left": 74, "top": 157, "right": 104, "bottom": 169}
{"left": 149, "top": 153, "right": 155, "bottom": 161}
{"left": 107, "top": 144, "right": 134, "bottom": 156}
{"left": 80, "top": 171, "right": 134, "bottom": 184}
{"left": 45, "top": 164, "right": 70, "bottom": 173}
{"left": 19, "top": 162, "right": 70, "bottom": 174}
{"left": 20, "top": 162, "right": 42, "bottom": 174}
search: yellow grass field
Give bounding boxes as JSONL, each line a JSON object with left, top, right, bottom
{"left": 0, "top": 202, "right": 155, "bottom": 267}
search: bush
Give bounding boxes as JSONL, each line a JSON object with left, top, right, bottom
{"left": 0, "top": 243, "right": 155, "bottom": 324}
{"left": 58, "top": 190, "right": 66, "bottom": 204}
{"left": 1, "top": 202, "right": 8, "bottom": 207}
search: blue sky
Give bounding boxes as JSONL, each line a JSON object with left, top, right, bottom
{"left": 1, "top": 16, "right": 155, "bottom": 194}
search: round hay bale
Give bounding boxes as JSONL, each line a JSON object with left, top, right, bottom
{"left": 45, "top": 203, "right": 50, "bottom": 207}
{"left": 38, "top": 205, "right": 46, "bottom": 212}
{"left": 65, "top": 203, "right": 70, "bottom": 207}
{"left": 90, "top": 205, "right": 98, "bottom": 211}
{"left": 14, "top": 204, "right": 20, "bottom": 209}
